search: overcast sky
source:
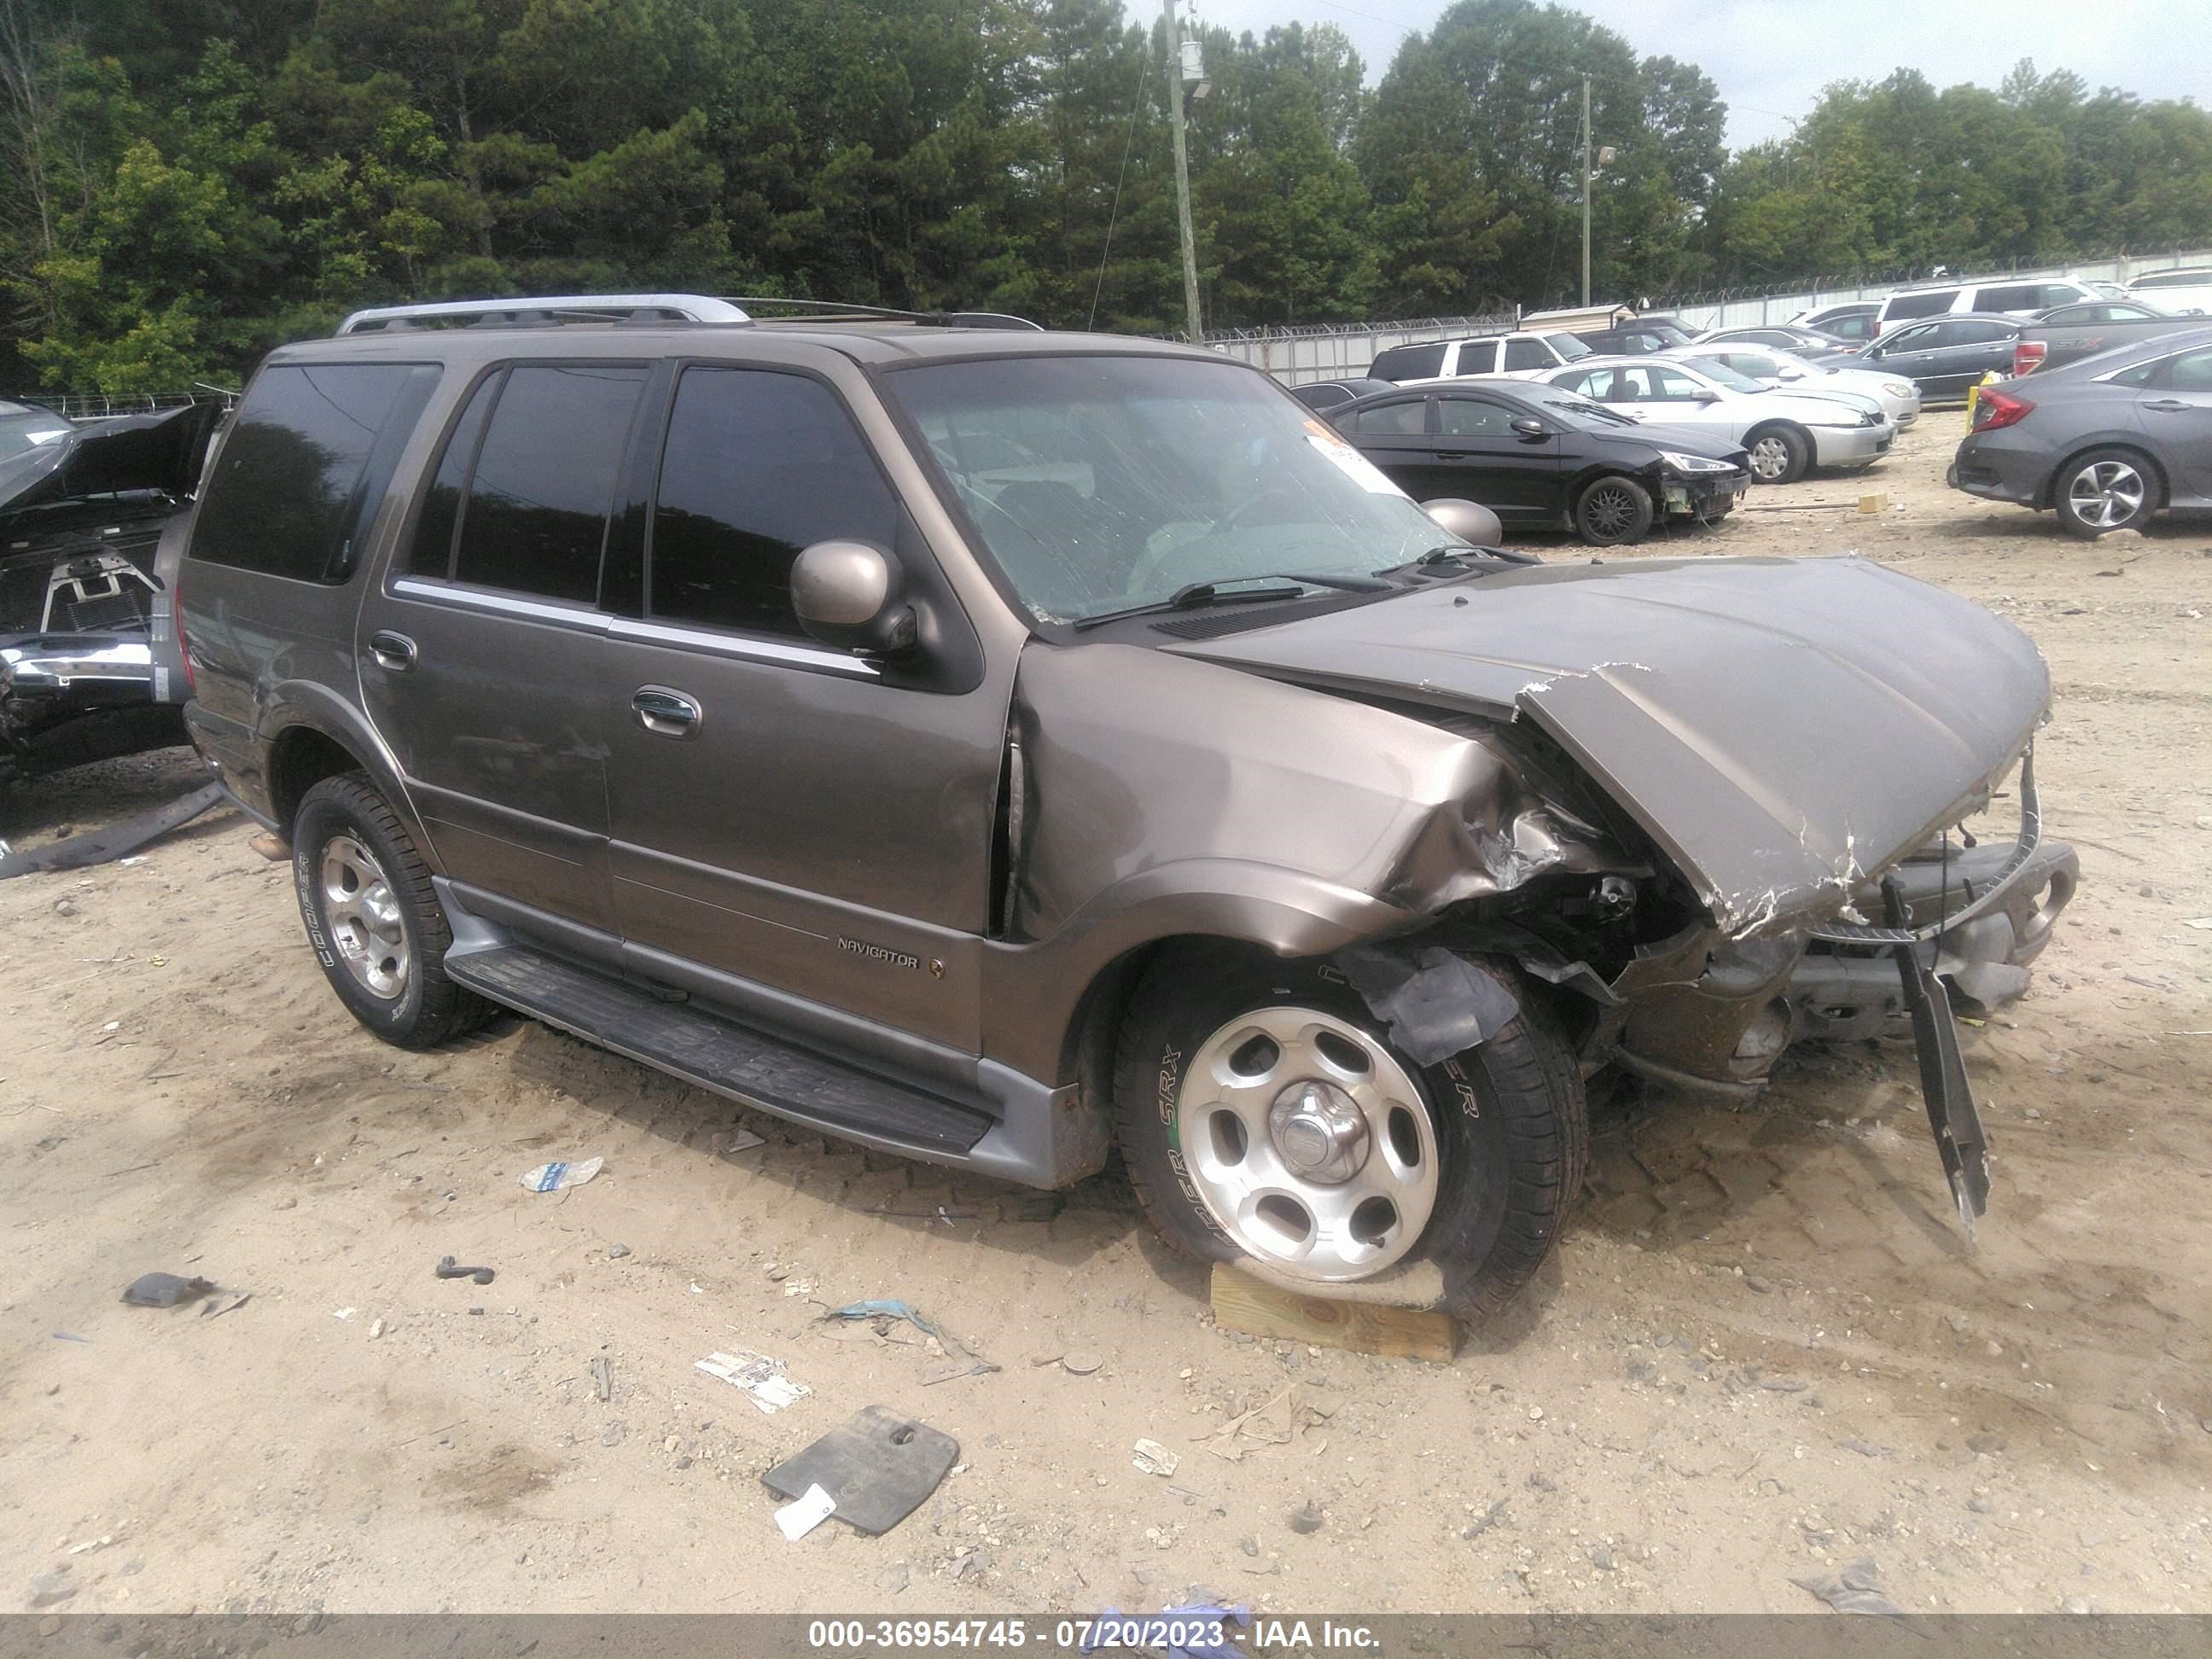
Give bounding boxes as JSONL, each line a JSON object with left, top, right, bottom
{"left": 1192, "top": 0, "right": 2211, "bottom": 149}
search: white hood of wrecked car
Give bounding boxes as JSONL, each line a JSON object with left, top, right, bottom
{"left": 1160, "top": 555, "right": 2050, "bottom": 936}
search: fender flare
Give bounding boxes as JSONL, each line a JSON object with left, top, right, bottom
{"left": 981, "top": 858, "right": 1418, "bottom": 1085}
{"left": 259, "top": 680, "right": 440, "bottom": 870}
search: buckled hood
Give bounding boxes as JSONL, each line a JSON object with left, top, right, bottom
{"left": 0, "top": 402, "right": 219, "bottom": 527}
{"left": 1159, "top": 555, "right": 2049, "bottom": 935}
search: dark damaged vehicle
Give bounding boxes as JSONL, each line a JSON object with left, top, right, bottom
{"left": 1, "top": 401, "right": 219, "bottom": 784}
{"left": 178, "top": 295, "right": 2077, "bottom": 1319}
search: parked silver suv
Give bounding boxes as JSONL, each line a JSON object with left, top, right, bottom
{"left": 178, "top": 294, "right": 2077, "bottom": 1320}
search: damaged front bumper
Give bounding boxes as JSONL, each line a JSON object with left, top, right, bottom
{"left": 1611, "top": 751, "right": 2073, "bottom": 1226}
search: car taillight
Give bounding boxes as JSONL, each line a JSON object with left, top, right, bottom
{"left": 1974, "top": 389, "right": 2034, "bottom": 431}
{"left": 173, "top": 563, "right": 196, "bottom": 696}
{"left": 2013, "top": 340, "right": 2047, "bottom": 376}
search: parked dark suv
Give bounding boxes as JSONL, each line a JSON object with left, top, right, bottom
{"left": 180, "top": 294, "right": 2078, "bottom": 1320}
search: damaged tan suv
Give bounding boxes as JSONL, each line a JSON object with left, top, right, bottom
{"left": 178, "top": 294, "right": 2076, "bottom": 1319}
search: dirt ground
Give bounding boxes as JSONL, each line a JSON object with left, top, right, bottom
{"left": 3, "top": 416, "right": 2209, "bottom": 1621}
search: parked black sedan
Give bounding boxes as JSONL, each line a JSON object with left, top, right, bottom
{"left": 1330, "top": 377, "right": 1749, "bottom": 545}
{"left": 1854, "top": 312, "right": 2022, "bottom": 399}
{"left": 1290, "top": 376, "right": 1397, "bottom": 412}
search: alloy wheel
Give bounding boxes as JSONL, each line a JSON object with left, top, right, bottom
{"left": 319, "top": 835, "right": 411, "bottom": 1000}
{"left": 1175, "top": 1005, "right": 1441, "bottom": 1281}
{"left": 1583, "top": 482, "right": 1638, "bottom": 539}
{"left": 2067, "top": 460, "right": 2145, "bottom": 530}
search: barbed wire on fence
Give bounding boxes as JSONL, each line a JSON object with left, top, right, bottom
{"left": 5, "top": 385, "right": 240, "bottom": 421}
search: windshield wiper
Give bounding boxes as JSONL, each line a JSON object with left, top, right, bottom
{"left": 1071, "top": 572, "right": 1382, "bottom": 631}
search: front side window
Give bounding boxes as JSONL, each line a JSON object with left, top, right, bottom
{"left": 1502, "top": 339, "right": 1553, "bottom": 372}
{"left": 1437, "top": 398, "right": 1515, "bottom": 436}
{"left": 448, "top": 364, "right": 648, "bottom": 604}
{"left": 888, "top": 355, "right": 1447, "bottom": 625}
{"left": 649, "top": 368, "right": 899, "bottom": 637}
{"left": 190, "top": 364, "right": 421, "bottom": 581}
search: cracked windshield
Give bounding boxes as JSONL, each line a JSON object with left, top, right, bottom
{"left": 888, "top": 355, "right": 1451, "bottom": 622}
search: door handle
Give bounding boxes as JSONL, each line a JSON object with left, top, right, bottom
{"left": 632, "top": 686, "right": 701, "bottom": 738}
{"left": 368, "top": 630, "right": 416, "bottom": 672}
{"left": 2143, "top": 398, "right": 2199, "bottom": 411}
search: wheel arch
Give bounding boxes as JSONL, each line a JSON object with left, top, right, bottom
{"left": 260, "top": 684, "right": 439, "bottom": 866}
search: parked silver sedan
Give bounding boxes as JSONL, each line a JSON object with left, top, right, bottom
{"left": 1541, "top": 355, "right": 1895, "bottom": 484}
{"left": 1666, "top": 344, "right": 1921, "bottom": 429}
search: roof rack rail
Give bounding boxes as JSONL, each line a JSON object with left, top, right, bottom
{"left": 725, "top": 296, "right": 1044, "bottom": 332}
{"left": 335, "top": 294, "right": 753, "bottom": 335}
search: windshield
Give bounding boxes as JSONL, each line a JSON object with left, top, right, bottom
{"left": 1677, "top": 356, "right": 1766, "bottom": 393}
{"left": 1548, "top": 334, "right": 1593, "bottom": 360}
{"left": 886, "top": 356, "right": 1453, "bottom": 624}
{"left": 1522, "top": 387, "right": 1637, "bottom": 429}
{"left": 0, "top": 410, "right": 72, "bottom": 463}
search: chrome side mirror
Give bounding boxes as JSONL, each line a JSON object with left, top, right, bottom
{"left": 1421, "top": 497, "right": 1504, "bottom": 546}
{"left": 790, "top": 541, "right": 917, "bottom": 655}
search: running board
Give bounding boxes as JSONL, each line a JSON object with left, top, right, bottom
{"left": 443, "top": 945, "right": 995, "bottom": 1155}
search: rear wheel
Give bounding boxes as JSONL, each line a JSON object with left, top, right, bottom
{"left": 1113, "top": 943, "right": 1586, "bottom": 1321}
{"left": 293, "top": 771, "right": 492, "bottom": 1049}
{"left": 2053, "top": 447, "right": 2156, "bottom": 538}
{"left": 1572, "top": 474, "right": 1655, "bottom": 546}
{"left": 1745, "top": 424, "right": 1810, "bottom": 485}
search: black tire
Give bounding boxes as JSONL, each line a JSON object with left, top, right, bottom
{"left": 292, "top": 771, "right": 492, "bottom": 1049}
{"left": 1113, "top": 941, "right": 1586, "bottom": 1322}
{"left": 1744, "top": 423, "right": 1810, "bottom": 485}
{"left": 2052, "top": 446, "right": 2158, "bottom": 539}
{"left": 1573, "top": 474, "right": 1655, "bottom": 546}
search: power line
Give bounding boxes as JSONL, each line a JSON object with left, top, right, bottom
{"left": 1089, "top": 34, "right": 1155, "bottom": 332}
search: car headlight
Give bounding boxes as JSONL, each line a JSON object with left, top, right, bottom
{"left": 1884, "top": 380, "right": 1914, "bottom": 398}
{"left": 1657, "top": 449, "right": 1735, "bottom": 474}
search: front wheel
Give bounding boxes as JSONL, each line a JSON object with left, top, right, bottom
{"left": 1744, "top": 424, "right": 1810, "bottom": 485}
{"left": 1113, "top": 943, "right": 1586, "bottom": 1321}
{"left": 1573, "top": 474, "right": 1655, "bottom": 546}
{"left": 293, "top": 771, "right": 492, "bottom": 1049}
{"left": 2053, "top": 447, "right": 2157, "bottom": 538}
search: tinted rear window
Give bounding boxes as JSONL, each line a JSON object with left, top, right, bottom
{"left": 1971, "top": 284, "right": 2039, "bottom": 312}
{"left": 1370, "top": 343, "right": 1446, "bottom": 381}
{"left": 1883, "top": 290, "right": 1957, "bottom": 321}
{"left": 449, "top": 364, "right": 648, "bottom": 604}
{"left": 189, "top": 364, "right": 424, "bottom": 581}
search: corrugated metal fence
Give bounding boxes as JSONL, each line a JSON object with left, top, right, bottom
{"left": 1213, "top": 247, "right": 2212, "bottom": 384}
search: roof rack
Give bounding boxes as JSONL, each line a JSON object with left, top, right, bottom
{"left": 336, "top": 294, "right": 754, "bottom": 334}
{"left": 335, "top": 293, "right": 1045, "bottom": 336}
{"left": 726, "top": 296, "right": 1043, "bottom": 332}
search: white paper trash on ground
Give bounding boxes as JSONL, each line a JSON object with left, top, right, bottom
{"left": 519, "top": 1156, "right": 602, "bottom": 1193}
{"left": 773, "top": 1482, "right": 836, "bottom": 1541}
{"left": 697, "top": 1349, "right": 811, "bottom": 1413}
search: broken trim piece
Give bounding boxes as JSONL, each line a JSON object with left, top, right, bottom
{"left": 1333, "top": 945, "right": 1521, "bottom": 1068}
{"left": 1808, "top": 748, "right": 2043, "bottom": 946}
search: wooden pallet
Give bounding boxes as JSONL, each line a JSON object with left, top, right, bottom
{"left": 1208, "top": 1264, "right": 1461, "bottom": 1363}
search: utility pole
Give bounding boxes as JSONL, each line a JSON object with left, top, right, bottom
{"left": 1164, "top": 0, "right": 1203, "bottom": 344}
{"left": 1580, "top": 73, "right": 1592, "bottom": 308}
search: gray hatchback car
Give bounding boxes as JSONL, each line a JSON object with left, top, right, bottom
{"left": 179, "top": 294, "right": 2077, "bottom": 1320}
